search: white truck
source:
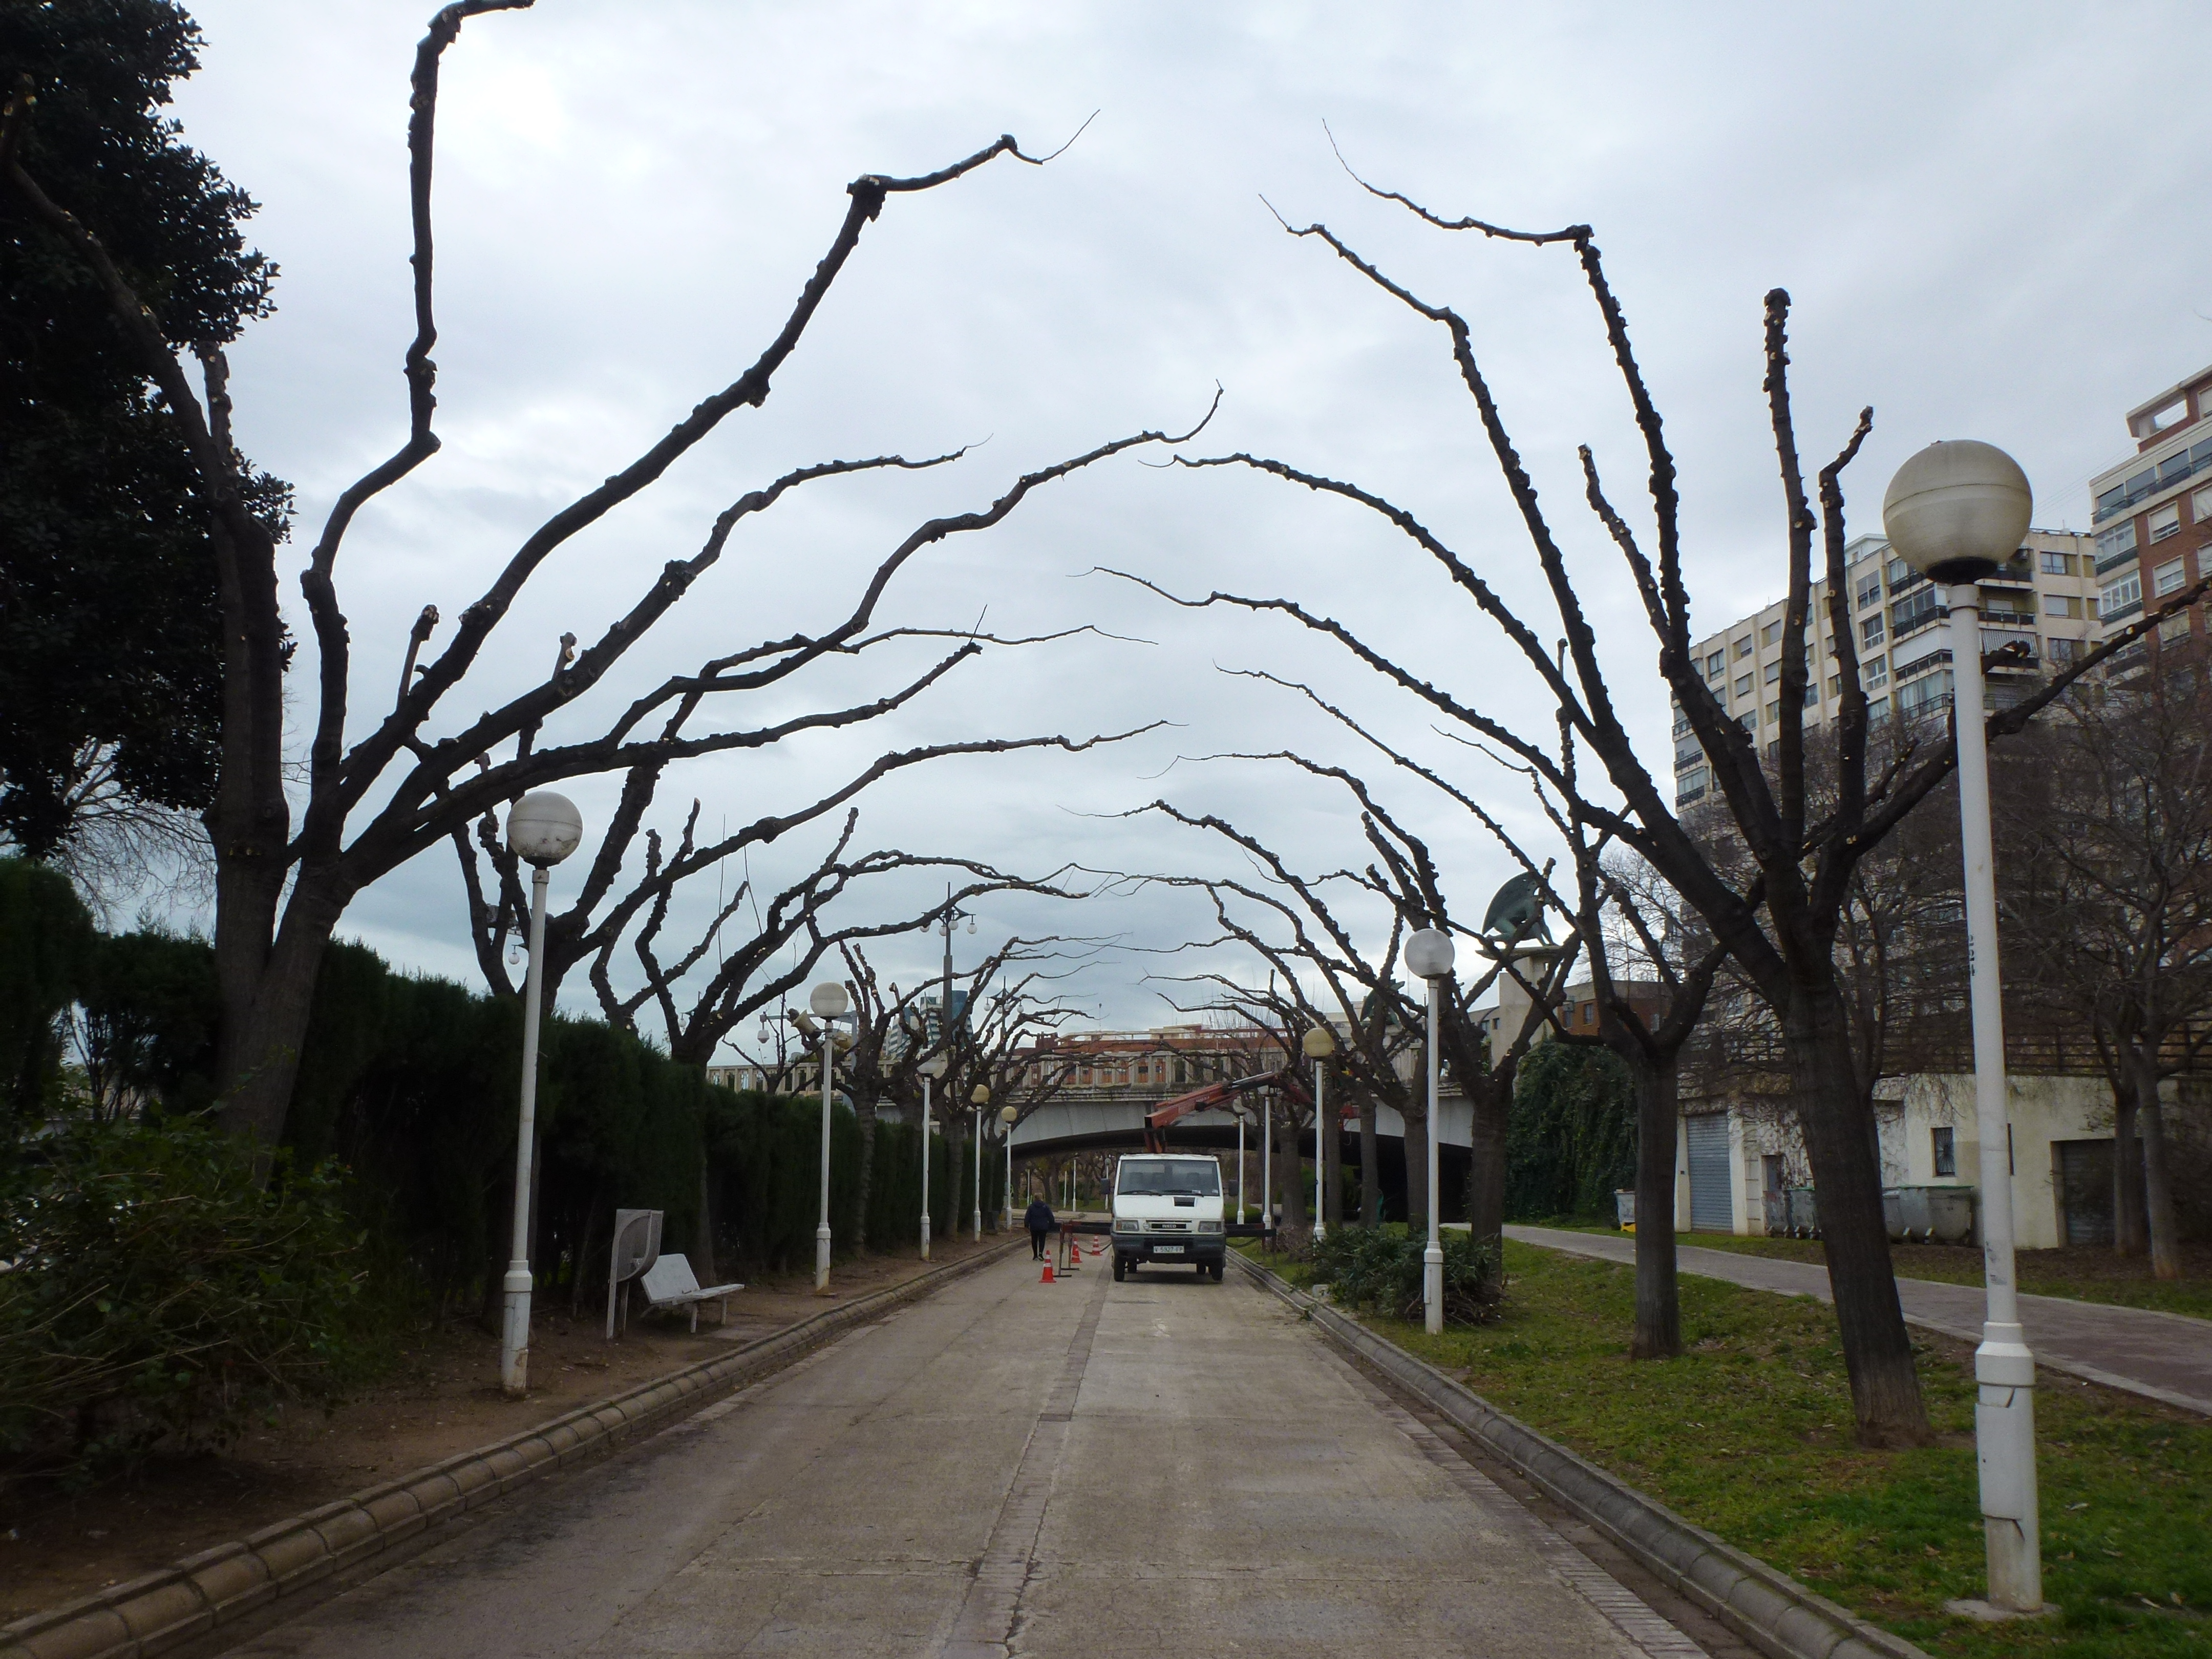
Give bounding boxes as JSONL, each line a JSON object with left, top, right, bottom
{"left": 1110, "top": 1153, "right": 1227, "bottom": 1282}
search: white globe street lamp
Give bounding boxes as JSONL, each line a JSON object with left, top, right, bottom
{"left": 918, "top": 1054, "right": 946, "bottom": 1260}
{"left": 810, "top": 980, "right": 851, "bottom": 1293}
{"left": 1404, "top": 926, "right": 1456, "bottom": 1337}
{"left": 1883, "top": 439, "right": 2040, "bottom": 1615}
{"left": 1001, "top": 1102, "right": 1019, "bottom": 1230}
{"left": 1303, "top": 1024, "right": 1337, "bottom": 1243}
{"left": 499, "top": 791, "right": 583, "bottom": 1398}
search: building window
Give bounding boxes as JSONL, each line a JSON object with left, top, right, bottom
{"left": 1856, "top": 575, "right": 1882, "bottom": 610}
{"left": 1706, "top": 650, "right": 1725, "bottom": 677}
{"left": 1897, "top": 670, "right": 1953, "bottom": 717}
{"left": 2155, "top": 557, "right": 2187, "bottom": 597}
{"left": 1862, "top": 614, "right": 1885, "bottom": 647}
{"left": 2096, "top": 521, "right": 2138, "bottom": 566}
{"left": 1887, "top": 558, "right": 1910, "bottom": 586}
{"left": 1865, "top": 654, "right": 1887, "bottom": 688}
{"left": 1766, "top": 700, "right": 1780, "bottom": 722}
{"left": 1734, "top": 673, "right": 1753, "bottom": 697}
{"left": 1763, "top": 660, "right": 1781, "bottom": 684}
{"left": 2196, "top": 484, "right": 2212, "bottom": 525}
{"left": 2044, "top": 594, "right": 2078, "bottom": 618}
{"left": 1734, "top": 636, "right": 1754, "bottom": 659}
{"left": 2151, "top": 502, "right": 2183, "bottom": 542}
{"left": 1932, "top": 1126, "right": 1956, "bottom": 1178}
{"left": 1761, "top": 621, "right": 1782, "bottom": 646}
{"left": 2050, "top": 636, "right": 2079, "bottom": 665}
{"left": 1827, "top": 674, "right": 1841, "bottom": 698}
{"left": 2161, "top": 612, "right": 2193, "bottom": 643}
{"left": 2101, "top": 571, "right": 2142, "bottom": 619}
{"left": 1868, "top": 694, "right": 1890, "bottom": 726}
{"left": 1739, "top": 710, "right": 1757, "bottom": 731}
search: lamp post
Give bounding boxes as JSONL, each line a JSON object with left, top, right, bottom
{"left": 1001, "top": 1102, "right": 1019, "bottom": 1229}
{"left": 919, "top": 1054, "right": 946, "bottom": 1260}
{"left": 1236, "top": 1108, "right": 1246, "bottom": 1224}
{"left": 810, "top": 980, "right": 850, "bottom": 1293}
{"left": 970, "top": 1083, "right": 990, "bottom": 1237}
{"left": 1303, "top": 1024, "right": 1337, "bottom": 1242}
{"left": 1405, "top": 926, "right": 1456, "bottom": 1337}
{"left": 499, "top": 792, "right": 584, "bottom": 1398}
{"left": 1883, "top": 439, "right": 2041, "bottom": 1613}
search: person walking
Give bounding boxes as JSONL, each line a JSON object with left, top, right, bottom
{"left": 1025, "top": 1195, "right": 1056, "bottom": 1260}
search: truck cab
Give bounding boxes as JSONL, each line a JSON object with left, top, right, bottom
{"left": 1110, "top": 1154, "right": 1227, "bottom": 1282}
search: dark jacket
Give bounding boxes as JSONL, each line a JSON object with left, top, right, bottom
{"left": 1024, "top": 1199, "right": 1056, "bottom": 1233}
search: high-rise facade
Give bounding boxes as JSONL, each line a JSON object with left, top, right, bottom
{"left": 1671, "top": 529, "right": 2099, "bottom": 808}
{"left": 2088, "top": 363, "right": 2212, "bottom": 662}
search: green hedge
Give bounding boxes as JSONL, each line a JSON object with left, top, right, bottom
{"left": 1503, "top": 1040, "right": 1636, "bottom": 1223}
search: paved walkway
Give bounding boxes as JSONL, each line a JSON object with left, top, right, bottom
{"left": 1506, "top": 1225, "right": 2212, "bottom": 1416}
{"left": 229, "top": 1248, "right": 1728, "bottom": 1657}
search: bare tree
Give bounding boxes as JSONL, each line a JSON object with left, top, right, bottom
{"left": 1109, "top": 163, "right": 2208, "bottom": 1441}
{"left": 1998, "top": 675, "right": 2212, "bottom": 1279}
{"left": 1, "top": 8, "right": 1204, "bottom": 1150}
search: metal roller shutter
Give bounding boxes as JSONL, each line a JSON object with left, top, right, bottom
{"left": 1686, "top": 1113, "right": 1733, "bottom": 1232}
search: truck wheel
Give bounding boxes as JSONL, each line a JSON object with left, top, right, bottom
{"left": 1208, "top": 1260, "right": 1224, "bottom": 1282}
{"left": 1113, "top": 1254, "right": 1126, "bottom": 1282}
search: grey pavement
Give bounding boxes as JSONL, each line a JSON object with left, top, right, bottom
{"left": 229, "top": 1248, "right": 1720, "bottom": 1658}
{"left": 1506, "top": 1224, "right": 2212, "bottom": 1416}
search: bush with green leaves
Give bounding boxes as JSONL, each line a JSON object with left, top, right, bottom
{"left": 1306, "top": 1224, "right": 1503, "bottom": 1326}
{"left": 0, "top": 1118, "right": 368, "bottom": 1481}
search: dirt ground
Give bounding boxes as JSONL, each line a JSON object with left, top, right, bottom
{"left": 0, "top": 1232, "right": 1012, "bottom": 1625}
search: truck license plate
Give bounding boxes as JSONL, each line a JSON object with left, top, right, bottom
{"left": 1153, "top": 1244, "right": 1185, "bottom": 1254}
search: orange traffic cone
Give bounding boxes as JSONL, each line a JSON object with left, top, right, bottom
{"left": 1040, "top": 1259, "right": 1055, "bottom": 1283}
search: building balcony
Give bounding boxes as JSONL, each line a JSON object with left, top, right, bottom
{"left": 2095, "top": 545, "right": 2142, "bottom": 577}
{"left": 2104, "top": 598, "right": 2144, "bottom": 625}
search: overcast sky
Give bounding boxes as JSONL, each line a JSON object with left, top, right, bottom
{"left": 167, "top": 1, "right": 2212, "bottom": 1054}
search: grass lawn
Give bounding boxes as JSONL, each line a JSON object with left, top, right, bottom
{"left": 1525, "top": 1222, "right": 2212, "bottom": 1322}
{"left": 1246, "top": 1237, "right": 2211, "bottom": 1656}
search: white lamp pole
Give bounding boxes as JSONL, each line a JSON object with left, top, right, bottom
{"left": 1002, "top": 1102, "right": 1019, "bottom": 1229}
{"left": 499, "top": 792, "right": 584, "bottom": 1398}
{"left": 1406, "top": 927, "right": 1456, "bottom": 1336}
{"left": 1884, "top": 440, "right": 2041, "bottom": 1613}
{"left": 811, "top": 980, "right": 851, "bottom": 1293}
{"left": 971, "top": 1084, "right": 990, "bottom": 1238}
{"left": 1236, "top": 1110, "right": 1245, "bottom": 1224}
{"left": 919, "top": 1054, "right": 946, "bottom": 1260}
{"left": 1304, "top": 1025, "right": 1337, "bottom": 1242}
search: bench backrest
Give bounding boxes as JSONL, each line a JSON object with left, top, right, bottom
{"left": 640, "top": 1252, "right": 703, "bottom": 1301}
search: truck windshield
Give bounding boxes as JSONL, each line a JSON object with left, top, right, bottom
{"left": 1117, "top": 1160, "right": 1221, "bottom": 1197}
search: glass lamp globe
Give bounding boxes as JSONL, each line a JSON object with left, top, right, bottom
{"left": 1405, "top": 927, "right": 1456, "bottom": 980}
{"left": 1000, "top": 1104, "right": 1019, "bottom": 1125}
{"left": 809, "top": 981, "right": 850, "bottom": 1019}
{"left": 1881, "top": 440, "right": 2032, "bottom": 585}
{"left": 1302, "top": 1024, "right": 1337, "bottom": 1059}
{"left": 970, "top": 1083, "right": 992, "bottom": 1106}
{"left": 506, "top": 792, "right": 584, "bottom": 867}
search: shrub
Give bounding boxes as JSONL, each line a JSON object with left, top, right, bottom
{"left": 1307, "top": 1224, "right": 1503, "bottom": 1325}
{"left": 0, "top": 1118, "right": 369, "bottom": 1483}
{"left": 1504, "top": 1040, "right": 1635, "bottom": 1223}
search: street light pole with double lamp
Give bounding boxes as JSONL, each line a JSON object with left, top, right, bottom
{"left": 919, "top": 1054, "right": 947, "bottom": 1260}
{"left": 810, "top": 980, "right": 850, "bottom": 1293}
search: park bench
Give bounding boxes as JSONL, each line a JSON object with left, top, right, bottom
{"left": 638, "top": 1252, "right": 745, "bottom": 1331}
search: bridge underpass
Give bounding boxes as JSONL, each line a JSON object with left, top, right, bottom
{"left": 999, "top": 1095, "right": 1478, "bottom": 1221}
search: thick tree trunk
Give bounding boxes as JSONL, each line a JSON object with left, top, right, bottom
{"left": 1463, "top": 1073, "right": 1509, "bottom": 1254}
{"left": 1629, "top": 1052, "right": 1681, "bottom": 1360}
{"left": 214, "top": 871, "right": 349, "bottom": 1151}
{"left": 1401, "top": 1096, "right": 1430, "bottom": 1234}
{"left": 2126, "top": 1051, "right": 2181, "bottom": 1280}
{"left": 1278, "top": 1112, "right": 1307, "bottom": 1231}
{"left": 2113, "top": 1082, "right": 2148, "bottom": 1257}
{"left": 1787, "top": 982, "right": 1932, "bottom": 1446}
{"left": 853, "top": 1094, "right": 878, "bottom": 1252}
{"left": 1358, "top": 1098, "right": 1379, "bottom": 1226}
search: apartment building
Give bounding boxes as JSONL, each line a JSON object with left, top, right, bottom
{"left": 2088, "top": 363, "right": 2212, "bottom": 658}
{"left": 1671, "top": 529, "right": 2099, "bottom": 807}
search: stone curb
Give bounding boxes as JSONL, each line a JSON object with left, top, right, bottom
{"left": 1234, "top": 1251, "right": 1929, "bottom": 1659}
{"left": 2, "top": 1238, "right": 1028, "bottom": 1659}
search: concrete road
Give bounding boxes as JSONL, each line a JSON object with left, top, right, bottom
{"left": 1507, "top": 1224, "right": 2212, "bottom": 1416}
{"left": 229, "top": 1251, "right": 1716, "bottom": 1657}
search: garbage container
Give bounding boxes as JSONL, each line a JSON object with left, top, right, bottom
{"left": 1614, "top": 1189, "right": 1635, "bottom": 1231}
{"left": 1886, "top": 1184, "right": 1975, "bottom": 1243}
{"left": 1784, "top": 1186, "right": 1819, "bottom": 1238}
